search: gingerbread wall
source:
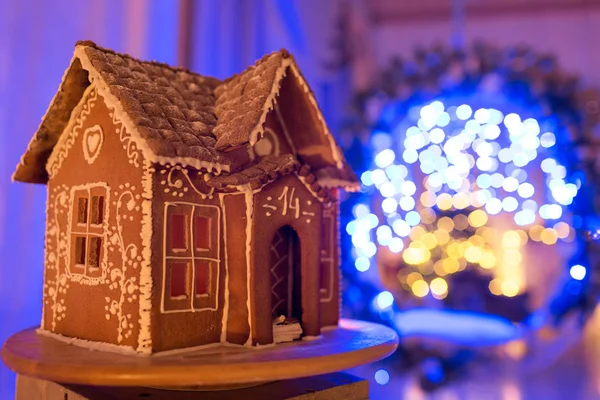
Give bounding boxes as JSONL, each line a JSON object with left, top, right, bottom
{"left": 253, "top": 105, "right": 341, "bottom": 331}
{"left": 220, "top": 193, "right": 251, "bottom": 345}
{"left": 149, "top": 165, "right": 226, "bottom": 352}
{"left": 253, "top": 106, "right": 295, "bottom": 158}
{"left": 320, "top": 190, "right": 341, "bottom": 327}
{"left": 43, "top": 85, "right": 147, "bottom": 351}
{"left": 251, "top": 174, "right": 323, "bottom": 344}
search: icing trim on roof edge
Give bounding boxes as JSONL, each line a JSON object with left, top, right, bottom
{"left": 238, "top": 58, "right": 346, "bottom": 172}
{"left": 74, "top": 45, "right": 231, "bottom": 175}
{"left": 12, "top": 53, "right": 84, "bottom": 184}
{"left": 13, "top": 41, "right": 358, "bottom": 190}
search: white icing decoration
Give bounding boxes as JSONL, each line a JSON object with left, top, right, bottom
{"left": 254, "top": 127, "right": 280, "bottom": 157}
{"left": 47, "top": 85, "right": 98, "bottom": 177}
{"left": 137, "top": 160, "right": 153, "bottom": 354}
{"left": 37, "top": 328, "right": 138, "bottom": 355}
{"left": 65, "top": 182, "right": 111, "bottom": 284}
{"left": 111, "top": 113, "right": 140, "bottom": 168}
{"left": 219, "top": 193, "right": 230, "bottom": 343}
{"left": 106, "top": 183, "right": 142, "bottom": 343}
{"left": 71, "top": 46, "right": 230, "bottom": 175}
{"left": 151, "top": 339, "right": 274, "bottom": 358}
{"left": 160, "top": 201, "right": 221, "bottom": 313}
{"left": 274, "top": 103, "right": 297, "bottom": 155}
{"left": 320, "top": 206, "right": 337, "bottom": 304}
{"left": 43, "top": 98, "right": 151, "bottom": 352}
{"left": 295, "top": 173, "right": 326, "bottom": 204}
{"left": 261, "top": 183, "right": 317, "bottom": 223}
{"left": 244, "top": 190, "right": 254, "bottom": 346}
{"left": 246, "top": 60, "right": 344, "bottom": 170}
{"left": 159, "top": 165, "right": 214, "bottom": 199}
{"left": 82, "top": 124, "right": 104, "bottom": 164}
{"left": 316, "top": 176, "right": 360, "bottom": 191}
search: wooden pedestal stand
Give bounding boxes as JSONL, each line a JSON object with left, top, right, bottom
{"left": 2, "top": 319, "right": 398, "bottom": 399}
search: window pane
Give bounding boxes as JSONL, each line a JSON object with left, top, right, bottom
{"left": 194, "top": 260, "right": 209, "bottom": 296}
{"left": 194, "top": 217, "right": 210, "bottom": 250}
{"left": 77, "top": 198, "right": 88, "bottom": 224}
{"left": 170, "top": 214, "right": 187, "bottom": 250}
{"left": 88, "top": 237, "right": 102, "bottom": 268}
{"left": 75, "top": 236, "right": 86, "bottom": 265}
{"left": 170, "top": 262, "right": 188, "bottom": 299}
{"left": 91, "top": 196, "right": 105, "bottom": 225}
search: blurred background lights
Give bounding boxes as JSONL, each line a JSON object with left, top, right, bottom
{"left": 569, "top": 264, "right": 586, "bottom": 281}
{"left": 375, "top": 149, "right": 396, "bottom": 169}
{"left": 374, "top": 369, "right": 390, "bottom": 385}
{"left": 355, "top": 257, "right": 370, "bottom": 272}
{"left": 348, "top": 100, "right": 578, "bottom": 300}
{"left": 456, "top": 104, "right": 472, "bottom": 120}
{"left": 376, "top": 291, "right": 395, "bottom": 310}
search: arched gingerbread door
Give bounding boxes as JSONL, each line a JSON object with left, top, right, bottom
{"left": 270, "top": 225, "right": 302, "bottom": 320}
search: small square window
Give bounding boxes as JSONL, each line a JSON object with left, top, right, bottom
{"left": 88, "top": 237, "right": 102, "bottom": 268}
{"left": 91, "top": 196, "right": 105, "bottom": 225}
{"left": 75, "top": 236, "right": 86, "bottom": 266}
{"left": 194, "top": 260, "right": 210, "bottom": 296}
{"left": 77, "top": 198, "right": 88, "bottom": 224}
{"left": 170, "top": 215, "right": 187, "bottom": 251}
{"left": 194, "top": 217, "right": 210, "bottom": 250}
{"left": 170, "top": 262, "right": 188, "bottom": 299}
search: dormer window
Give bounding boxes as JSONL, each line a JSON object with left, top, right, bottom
{"left": 254, "top": 128, "right": 280, "bottom": 157}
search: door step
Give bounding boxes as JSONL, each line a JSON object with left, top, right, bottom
{"left": 273, "top": 316, "right": 303, "bottom": 343}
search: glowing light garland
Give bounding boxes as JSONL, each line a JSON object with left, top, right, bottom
{"left": 348, "top": 101, "right": 580, "bottom": 302}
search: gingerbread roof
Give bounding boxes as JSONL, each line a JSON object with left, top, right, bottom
{"left": 213, "top": 51, "right": 288, "bottom": 150}
{"left": 206, "top": 155, "right": 334, "bottom": 202}
{"left": 207, "top": 154, "right": 300, "bottom": 191}
{"left": 13, "top": 41, "right": 359, "bottom": 192}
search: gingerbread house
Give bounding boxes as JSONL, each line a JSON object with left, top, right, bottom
{"left": 13, "top": 41, "right": 359, "bottom": 354}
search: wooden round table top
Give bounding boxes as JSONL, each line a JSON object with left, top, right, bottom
{"left": 2, "top": 319, "right": 398, "bottom": 388}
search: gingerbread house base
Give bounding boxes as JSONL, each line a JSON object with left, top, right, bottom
{"left": 16, "top": 373, "right": 369, "bottom": 400}
{"left": 2, "top": 319, "right": 397, "bottom": 396}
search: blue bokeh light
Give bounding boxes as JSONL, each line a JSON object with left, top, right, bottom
{"left": 374, "top": 369, "right": 390, "bottom": 385}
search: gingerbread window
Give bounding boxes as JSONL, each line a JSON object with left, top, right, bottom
{"left": 68, "top": 184, "right": 109, "bottom": 278}
{"left": 194, "top": 216, "right": 210, "bottom": 251}
{"left": 163, "top": 203, "right": 220, "bottom": 312}
{"left": 194, "top": 260, "right": 210, "bottom": 296}
{"left": 75, "top": 236, "right": 86, "bottom": 266}
{"left": 77, "top": 198, "right": 88, "bottom": 224}
{"left": 90, "top": 195, "right": 105, "bottom": 225}
{"left": 170, "top": 214, "right": 187, "bottom": 251}
{"left": 170, "top": 262, "right": 189, "bottom": 299}
{"left": 254, "top": 128, "right": 280, "bottom": 157}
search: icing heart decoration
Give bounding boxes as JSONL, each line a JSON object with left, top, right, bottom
{"left": 83, "top": 125, "right": 104, "bottom": 164}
